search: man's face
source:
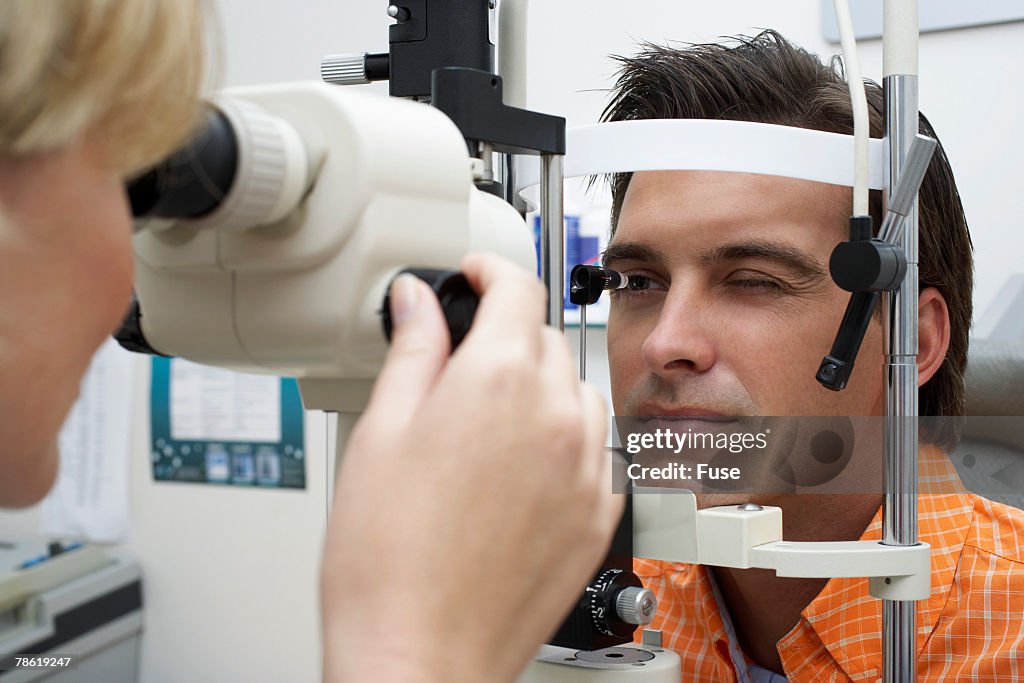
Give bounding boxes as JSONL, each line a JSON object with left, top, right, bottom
{"left": 607, "top": 171, "right": 885, "bottom": 502}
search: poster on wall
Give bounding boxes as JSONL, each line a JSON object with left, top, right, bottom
{"left": 41, "top": 338, "right": 135, "bottom": 542}
{"left": 150, "top": 358, "right": 306, "bottom": 489}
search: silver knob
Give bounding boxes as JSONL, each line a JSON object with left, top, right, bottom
{"left": 615, "top": 587, "right": 657, "bottom": 625}
{"left": 321, "top": 53, "right": 369, "bottom": 86}
{"left": 386, "top": 4, "right": 410, "bottom": 21}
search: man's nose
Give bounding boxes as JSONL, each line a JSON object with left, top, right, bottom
{"left": 640, "top": 288, "right": 718, "bottom": 377}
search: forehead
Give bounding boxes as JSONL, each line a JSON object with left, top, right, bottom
{"left": 615, "top": 170, "right": 849, "bottom": 252}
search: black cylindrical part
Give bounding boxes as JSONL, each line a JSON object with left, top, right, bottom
{"left": 848, "top": 214, "right": 873, "bottom": 241}
{"left": 830, "top": 239, "right": 907, "bottom": 293}
{"left": 381, "top": 268, "right": 479, "bottom": 350}
{"left": 569, "top": 265, "right": 608, "bottom": 306}
{"left": 364, "top": 53, "right": 391, "bottom": 81}
{"left": 816, "top": 291, "right": 880, "bottom": 391}
{"left": 114, "top": 295, "right": 170, "bottom": 357}
{"left": 127, "top": 108, "right": 238, "bottom": 220}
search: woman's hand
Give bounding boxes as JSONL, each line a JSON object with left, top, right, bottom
{"left": 321, "top": 253, "right": 622, "bottom": 683}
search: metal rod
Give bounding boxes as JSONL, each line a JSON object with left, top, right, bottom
{"left": 877, "top": 134, "right": 936, "bottom": 244}
{"left": 497, "top": 0, "right": 528, "bottom": 109}
{"left": 540, "top": 153, "right": 565, "bottom": 330}
{"left": 495, "top": 0, "right": 530, "bottom": 215}
{"left": 882, "top": 71, "right": 920, "bottom": 683}
{"left": 501, "top": 153, "right": 527, "bottom": 215}
{"left": 579, "top": 305, "right": 587, "bottom": 380}
{"left": 478, "top": 142, "right": 495, "bottom": 181}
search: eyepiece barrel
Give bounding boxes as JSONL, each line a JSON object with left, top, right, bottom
{"left": 127, "top": 108, "right": 239, "bottom": 220}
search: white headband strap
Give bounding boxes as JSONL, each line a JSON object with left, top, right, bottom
{"left": 518, "top": 119, "right": 885, "bottom": 195}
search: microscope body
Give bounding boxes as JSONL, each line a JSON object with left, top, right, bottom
{"left": 131, "top": 82, "right": 535, "bottom": 412}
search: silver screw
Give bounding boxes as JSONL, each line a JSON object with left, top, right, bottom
{"left": 737, "top": 503, "right": 763, "bottom": 511}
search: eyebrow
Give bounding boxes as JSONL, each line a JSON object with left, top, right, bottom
{"left": 602, "top": 239, "right": 826, "bottom": 280}
{"left": 701, "top": 240, "right": 827, "bottom": 279}
{"left": 602, "top": 242, "right": 666, "bottom": 268}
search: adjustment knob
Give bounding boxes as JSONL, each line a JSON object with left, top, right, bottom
{"left": 382, "top": 269, "right": 479, "bottom": 350}
{"left": 615, "top": 586, "right": 657, "bottom": 625}
{"left": 321, "top": 53, "right": 371, "bottom": 85}
{"left": 586, "top": 568, "right": 650, "bottom": 638}
{"left": 829, "top": 239, "right": 907, "bottom": 293}
{"left": 114, "top": 295, "right": 169, "bottom": 357}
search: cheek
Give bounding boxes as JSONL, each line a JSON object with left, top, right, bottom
{"left": 720, "top": 316, "right": 802, "bottom": 408}
{"left": 104, "top": 230, "right": 135, "bottom": 323}
{"left": 83, "top": 189, "right": 135, "bottom": 333}
{"left": 606, "top": 307, "right": 648, "bottom": 412}
{"left": 740, "top": 304, "right": 884, "bottom": 415}
{"left": 719, "top": 303, "right": 847, "bottom": 412}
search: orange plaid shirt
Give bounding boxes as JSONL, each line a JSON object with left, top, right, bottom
{"left": 633, "top": 448, "right": 1024, "bottom": 681}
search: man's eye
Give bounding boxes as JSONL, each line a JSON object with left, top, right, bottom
{"left": 609, "top": 273, "right": 665, "bottom": 298}
{"left": 727, "top": 277, "right": 784, "bottom": 291}
{"left": 628, "top": 275, "right": 655, "bottom": 291}
{"left": 626, "top": 274, "right": 664, "bottom": 292}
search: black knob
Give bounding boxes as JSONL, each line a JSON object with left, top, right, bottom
{"left": 829, "top": 239, "right": 907, "bottom": 293}
{"left": 585, "top": 568, "right": 645, "bottom": 638}
{"left": 381, "top": 268, "right": 479, "bottom": 350}
{"left": 113, "top": 295, "right": 169, "bottom": 357}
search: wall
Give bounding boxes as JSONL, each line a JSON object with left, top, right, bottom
{"left": 2, "top": 2, "right": 1020, "bottom": 681}
{"left": 124, "top": 361, "right": 331, "bottom": 683}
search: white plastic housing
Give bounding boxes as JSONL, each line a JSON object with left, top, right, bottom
{"left": 519, "top": 645, "right": 681, "bottom": 682}
{"left": 632, "top": 488, "right": 699, "bottom": 564}
{"left": 132, "top": 82, "right": 537, "bottom": 411}
{"left": 633, "top": 497, "right": 932, "bottom": 601}
{"left": 754, "top": 540, "right": 932, "bottom": 601}
{"left": 695, "top": 505, "right": 783, "bottom": 569}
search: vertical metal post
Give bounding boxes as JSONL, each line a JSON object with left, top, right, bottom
{"left": 501, "top": 153, "right": 515, "bottom": 206}
{"left": 882, "top": 2, "right": 920, "bottom": 681}
{"left": 501, "top": 153, "right": 528, "bottom": 215}
{"left": 540, "top": 153, "right": 565, "bottom": 330}
{"left": 497, "top": 0, "right": 529, "bottom": 216}
{"left": 882, "top": 74, "right": 919, "bottom": 683}
{"left": 579, "top": 305, "right": 587, "bottom": 380}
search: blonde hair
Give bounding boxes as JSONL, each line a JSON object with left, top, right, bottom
{"left": 0, "top": 0, "right": 206, "bottom": 175}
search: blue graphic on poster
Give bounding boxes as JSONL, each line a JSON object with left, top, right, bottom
{"left": 150, "top": 358, "right": 306, "bottom": 489}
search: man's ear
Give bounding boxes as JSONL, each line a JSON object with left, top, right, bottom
{"left": 918, "top": 287, "right": 950, "bottom": 387}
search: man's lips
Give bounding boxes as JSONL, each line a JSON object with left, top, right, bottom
{"left": 634, "top": 405, "right": 738, "bottom": 421}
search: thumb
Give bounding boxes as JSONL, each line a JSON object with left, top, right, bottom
{"left": 365, "top": 274, "right": 452, "bottom": 421}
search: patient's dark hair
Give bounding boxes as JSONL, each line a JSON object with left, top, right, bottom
{"left": 602, "top": 30, "right": 973, "bottom": 449}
